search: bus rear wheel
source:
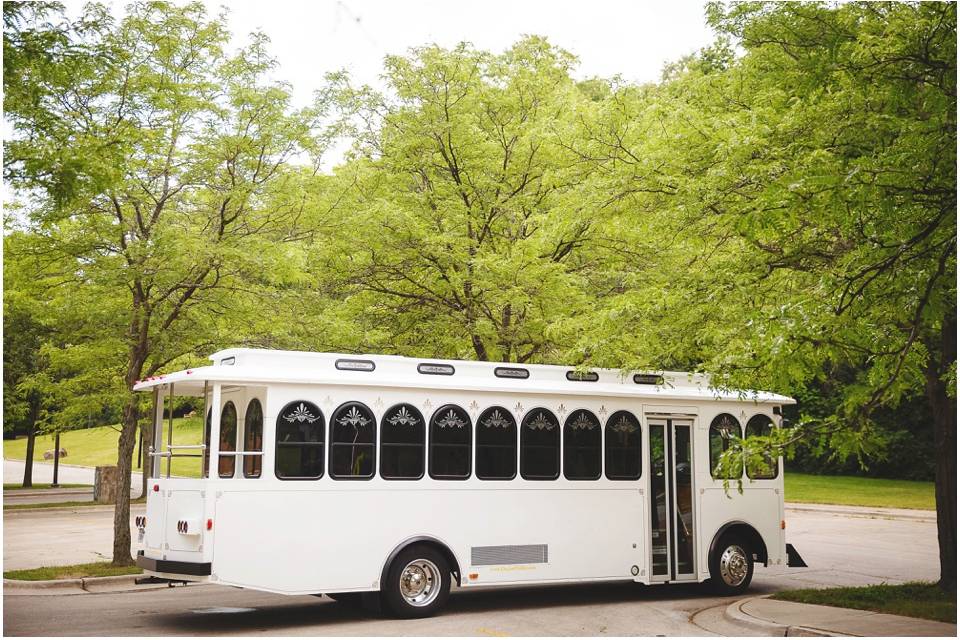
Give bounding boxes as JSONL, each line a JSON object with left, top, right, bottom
{"left": 708, "top": 534, "right": 754, "bottom": 595}
{"left": 383, "top": 545, "right": 451, "bottom": 618}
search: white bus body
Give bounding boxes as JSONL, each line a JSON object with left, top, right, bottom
{"left": 134, "top": 348, "right": 804, "bottom": 617}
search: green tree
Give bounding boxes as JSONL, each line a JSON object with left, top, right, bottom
{"left": 4, "top": 2, "right": 330, "bottom": 564}
{"left": 570, "top": 2, "right": 956, "bottom": 589}
{"left": 316, "top": 38, "right": 607, "bottom": 362}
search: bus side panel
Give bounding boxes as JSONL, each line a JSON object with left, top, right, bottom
{"left": 697, "top": 486, "right": 784, "bottom": 579}
{"left": 210, "top": 487, "right": 644, "bottom": 594}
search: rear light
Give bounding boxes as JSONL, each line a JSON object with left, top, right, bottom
{"left": 153, "top": 484, "right": 159, "bottom": 492}
{"left": 206, "top": 518, "right": 213, "bottom": 531}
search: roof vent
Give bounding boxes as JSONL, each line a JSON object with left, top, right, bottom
{"left": 418, "top": 363, "right": 455, "bottom": 376}
{"left": 335, "top": 358, "right": 375, "bottom": 372}
{"left": 495, "top": 367, "right": 529, "bottom": 379}
{"left": 220, "top": 357, "right": 236, "bottom": 366}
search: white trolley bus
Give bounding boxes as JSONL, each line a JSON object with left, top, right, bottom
{"left": 135, "top": 348, "right": 805, "bottom": 618}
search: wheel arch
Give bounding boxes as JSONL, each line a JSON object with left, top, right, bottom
{"left": 380, "top": 536, "right": 463, "bottom": 589}
{"left": 709, "top": 520, "right": 769, "bottom": 566}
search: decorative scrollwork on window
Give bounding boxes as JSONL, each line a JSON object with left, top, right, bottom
{"left": 716, "top": 414, "right": 738, "bottom": 440}
{"left": 435, "top": 409, "right": 467, "bottom": 429}
{"left": 336, "top": 406, "right": 370, "bottom": 428}
{"left": 610, "top": 413, "right": 638, "bottom": 434}
{"left": 528, "top": 411, "right": 555, "bottom": 431}
{"left": 569, "top": 411, "right": 597, "bottom": 430}
{"left": 387, "top": 406, "right": 420, "bottom": 426}
{"left": 481, "top": 409, "right": 511, "bottom": 429}
{"left": 283, "top": 402, "right": 319, "bottom": 424}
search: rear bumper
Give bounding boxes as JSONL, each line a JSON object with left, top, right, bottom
{"left": 137, "top": 551, "right": 211, "bottom": 576}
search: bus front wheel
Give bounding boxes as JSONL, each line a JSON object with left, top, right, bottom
{"left": 708, "top": 534, "right": 754, "bottom": 595}
{"left": 383, "top": 545, "right": 451, "bottom": 618}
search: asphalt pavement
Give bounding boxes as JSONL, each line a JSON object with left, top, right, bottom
{"left": 3, "top": 505, "right": 943, "bottom": 636}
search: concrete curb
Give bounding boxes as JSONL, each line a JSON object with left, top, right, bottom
{"left": 4, "top": 503, "right": 147, "bottom": 515}
{"left": 785, "top": 502, "right": 936, "bottom": 523}
{"left": 723, "top": 596, "right": 837, "bottom": 637}
{"left": 3, "top": 574, "right": 183, "bottom": 595}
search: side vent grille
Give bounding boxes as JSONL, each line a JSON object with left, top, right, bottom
{"left": 471, "top": 544, "right": 548, "bottom": 566}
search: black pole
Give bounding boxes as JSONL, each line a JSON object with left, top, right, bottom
{"left": 51, "top": 432, "right": 61, "bottom": 488}
{"left": 136, "top": 427, "right": 142, "bottom": 469}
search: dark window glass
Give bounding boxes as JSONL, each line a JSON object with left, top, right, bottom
{"left": 520, "top": 408, "right": 559, "bottom": 480}
{"left": 243, "top": 399, "right": 264, "bottom": 478}
{"left": 563, "top": 410, "right": 601, "bottom": 480}
{"left": 203, "top": 409, "right": 212, "bottom": 478}
{"left": 709, "top": 413, "right": 743, "bottom": 479}
{"left": 745, "top": 414, "right": 778, "bottom": 479}
{"left": 380, "top": 403, "right": 425, "bottom": 480}
{"left": 275, "top": 401, "right": 325, "bottom": 479}
{"left": 330, "top": 402, "right": 376, "bottom": 479}
{"left": 429, "top": 405, "right": 472, "bottom": 479}
{"left": 476, "top": 406, "right": 517, "bottom": 480}
{"left": 605, "top": 410, "right": 642, "bottom": 480}
{"left": 218, "top": 401, "right": 238, "bottom": 478}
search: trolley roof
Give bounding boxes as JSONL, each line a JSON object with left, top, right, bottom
{"left": 132, "top": 348, "right": 795, "bottom": 405}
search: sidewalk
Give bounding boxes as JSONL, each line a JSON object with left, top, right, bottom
{"left": 3, "top": 459, "right": 144, "bottom": 486}
{"left": 727, "top": 595, "right": 956, "bottom": 637}
{"left": 785, "top": 502, "right": 936, "bottom": 523}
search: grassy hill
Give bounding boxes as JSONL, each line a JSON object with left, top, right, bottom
{"left": 3, "top": 417, "right": 205, "bottom": 478}
{"left": 2, "top": 421, "right": 937, "bottom": 508}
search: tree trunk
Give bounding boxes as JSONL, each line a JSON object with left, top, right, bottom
{"left": 112, "top": 395, "right": 140, "bottom": 566}
{"left": 925, "top": 310, "right": 956, "bottom": 592}
{"left": 21, "top": 397, "right": 39, "bottom": 488}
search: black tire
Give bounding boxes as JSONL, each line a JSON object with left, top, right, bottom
{"left": 382, "top": 544, "right": 451, "bottom": 618}
{"left": 325, "top": 592, "right": 363, "bottom": 607}
{"left": 708, "top": 534, "right": 754, "bottom": 595}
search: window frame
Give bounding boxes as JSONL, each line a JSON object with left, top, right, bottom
{"left": 379, "top": 403, "right": 426, "bottom": 481}
{"left": 563, "top": 409, "right": 602, "bottom": 481}
{"left": 242, "top": 398, "right": 264, "bottom": 479}
{"left": 475, "top": 406, "right": 518, "bottom": 481}
{"left": 745, "top": 413, "right": 779, "bottom": 480}
{"left": 274, "top": 400, "right": 326, "bottom": 481}
{"left": 329, "top": 401, "right": 377, "bottom": 481}
{"left": 428, "top": 404, "right": 472, "bottom": 480}
{"left": 604, "top": 410, "right": 642, "bottom": 480}
{"left": 709, "top": 412, "right": 743, "bottom": 480}
{"left": 520, "top": 407, "right": 560, "bottom": 481}
{"left": 218, "top": 400, "right": 238, "bottom": 479}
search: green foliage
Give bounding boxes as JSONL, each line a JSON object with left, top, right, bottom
{"left": 3, "top": 562, "right": 142, "bottom": 580}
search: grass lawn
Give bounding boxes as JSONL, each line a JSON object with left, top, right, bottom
{"left": 3, "top": 417, "right": 204, "bottom": 478}
{"left": 772, "top": 582, "right": 956, "bottom": 624}
{"left": 3, "top": 497, "right": 145, "bottom": 511}
{"left": 784, "top": 472, "right": 934, "bottom": 510}
{"left": 3, "top": 483, "right": 91, "bottom": 490}
{"left": 4, "top": 562, "right": 142, "bottom": 581}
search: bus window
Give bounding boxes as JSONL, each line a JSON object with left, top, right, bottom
{"left": 275, "top": 400, "right": 325, "bottom": 479}
{"left": 429, "top": 405, "right": 472, "bottom": 480}
{"left": 243, "top": 399, "right": 263, "bottom": 478}
{"left": 709, "top": 413, "right": 743, "bottom": 479}
{"left": 476, "top": 406, "right": 517, "bottom": 480}
{"left": 605, "top": 410, "right": 641, "bottom": 480}
{"left": 380, "top": 403, "right": 425, "bottom": 480}
{"left": 218, "top": 401, "right": 238, "bottom": 478}
{"left": 563, "top": 410, "right": 601, "bottom": 480}
{"left": 520, "top": 408, "right": 559, "bottom": 480}
{"left": 330, "top": 402, "right": 376, "bottom": 479}
{"left": 745, "top": 414, "right": 778, "bottom": 479}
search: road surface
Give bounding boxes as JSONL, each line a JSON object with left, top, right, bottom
{"left": 3, "top": 506, "right": 940, "bottom": 636}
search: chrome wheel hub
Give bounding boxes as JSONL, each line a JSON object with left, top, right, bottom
{"left": 399, "top": 559, "right": 440, "bottom": 607}
{"left": 719, "top": 544, "right": 748, "bottom": 586}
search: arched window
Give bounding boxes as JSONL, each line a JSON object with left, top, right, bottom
{"left": 380, "top": 403, "right": 425, "bottom": 480}
{"left": 203, "top": 409, "right": 212, "bottom": 478}
{"left": 520, "top": 408, "right": 560, "bottom": 480}
{"left": 605, "top": 410, "right": 642, "bottom": 480}
{"left": 709, "top": 413, "right": 743, "bottom": 479}
{"left": 476, "top": 406, "right": 517, "bottom": 480}
{"left": 275, "top": 400, "right": 325, "bottom": 479}
{"left": 218, "top": 401, "right": 238, "bottom": 478}
{"left": 429, "top": 405, "right": 472, "bottom": 480}
{"left": 243, "top": 399, "right": 264, "bottom": 478}
{"left": 330, "top": 402, "right": 376, "bottom": 479}
{"left": 745, "top": 414, "right": 778, "bottom": 479}
{"left": 563, "top": 410, "right": 601, "bottom": 480}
